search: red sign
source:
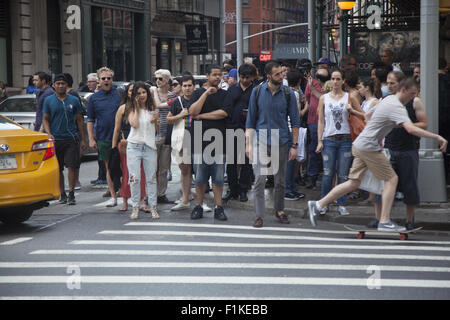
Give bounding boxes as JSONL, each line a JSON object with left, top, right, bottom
{"left": 259, "top": 50, "right": 272, "bottom": 62}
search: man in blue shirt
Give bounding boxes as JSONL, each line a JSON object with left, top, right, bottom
{"left": 245, "top": 60, "right": 300, "bottom": 228}
{"left": 33, "top": 71, "right": 54, "bottom": 131}
{"left": 42, "top": 74, "right": 86, "bottom": 205}
{"left": 87, "top": 67, "right": 122, "bottom": 207}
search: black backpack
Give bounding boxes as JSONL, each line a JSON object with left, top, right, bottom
{"left": 252, "top": 82, "right": 291, "bottom": 116}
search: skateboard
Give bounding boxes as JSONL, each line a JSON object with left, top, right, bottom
{"left": 344, "top": 225, "right": 423, "bottom": 240}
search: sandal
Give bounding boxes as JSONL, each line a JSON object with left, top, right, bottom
{"left": 140, "top": 206, "right": 151, "bottom": 213}
{"left": 150, "top": 207, "right": 160, "bottom": 219}
{"left": 253, "top": 217, "right": 263, "bottom": 228}
{"left": 275, "top": 211, "right": 290, "bottom": 224}
{"left": 119, "top": 207, "right": 128, "bottom": 212}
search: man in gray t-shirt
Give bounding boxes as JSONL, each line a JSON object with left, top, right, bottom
{"left": 353, "top": 94, "right": 410, "bottom": 152}
{"left": 308, "top": 77, "right": 447, "bottom": 232}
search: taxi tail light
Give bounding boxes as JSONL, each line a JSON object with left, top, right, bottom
{"left": 32, "top": 139, "right": 55, "bottom": 161}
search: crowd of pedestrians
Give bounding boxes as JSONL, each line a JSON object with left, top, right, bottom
{"left": 31, "top": 53, "right": 449, "bottom": 230}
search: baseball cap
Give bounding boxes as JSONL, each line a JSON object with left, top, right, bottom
{"left": 226, "top": 68, "right": 238, "bottom": 79}
{"left": 313, "top": 57, "right": 336, "bottom": 67}
{"left": 54, "top": 73, "right": 68, "bottom": 83}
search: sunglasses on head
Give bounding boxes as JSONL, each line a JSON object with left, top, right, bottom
{"left": 101, "top": 77, "right": 112, "bottom": 81}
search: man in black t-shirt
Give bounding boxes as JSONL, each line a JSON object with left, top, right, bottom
{"left": 188, "top": 65, "right": 233, "bottom": 221}
{"left": 223, "top": 63, "right": 257, "bottom": 203}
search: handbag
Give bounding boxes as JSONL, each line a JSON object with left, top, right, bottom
{"left": 347, "top": 93, "right": 365, "bottom": 141}
{"left": 171, "top": 97, "right": 186, "bottom": 153}
{"left": 119, "top": 131, "right": 127, "bottom": 155}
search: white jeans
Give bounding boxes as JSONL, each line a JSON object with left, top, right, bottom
{"left": 126, "top": 142, "right": 157, "bottom": 208}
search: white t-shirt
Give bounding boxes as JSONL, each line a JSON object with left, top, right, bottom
{"left": 322, "top": 92, "right": 351, "bottom": 139}
{"left": 127, "top": 109, "right": 157, "bottom": 149}
{"left": 353, "top": 94, "right": 411, "bottom": 152}
{"left": 361, "top": 97, "right": 377, "bottom": 113}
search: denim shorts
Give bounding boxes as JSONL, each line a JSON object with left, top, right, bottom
{"left": 193, "top": 156, "right": 226, "bottom": 186}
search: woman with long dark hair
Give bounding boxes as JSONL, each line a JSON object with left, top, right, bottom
{"left": 316, "top": 69, "right": 365, "bottom": 216}
{"left": 126, "top": 82, "right": 160, "bottom": 220}
{"left": 112, "top": 83, "right": 150, "bottom": 212}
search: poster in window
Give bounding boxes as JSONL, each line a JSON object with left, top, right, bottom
{"left": 351, "top": 30, "right": 420, "bottom": 75}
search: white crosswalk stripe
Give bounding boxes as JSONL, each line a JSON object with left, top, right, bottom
{"left": 1, "top": 221, "right": 450, "bottom": 299}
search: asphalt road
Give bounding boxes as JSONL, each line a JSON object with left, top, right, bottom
{"left": 0, "top": 159, "right": 450, "bottom": 302}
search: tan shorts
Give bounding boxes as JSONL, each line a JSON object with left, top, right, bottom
{"left": 349, "top": 146, "right": 396, "bottom": 182}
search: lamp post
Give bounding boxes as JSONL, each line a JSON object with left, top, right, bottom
{"left": 337, "top": 0, "right": 356, "bottom": 60}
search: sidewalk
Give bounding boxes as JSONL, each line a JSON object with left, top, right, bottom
{"left": 214, "top": 181, "right": 450, "bottom": 232}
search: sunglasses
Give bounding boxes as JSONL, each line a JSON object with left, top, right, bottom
{"left": 155, "top": 77, "right": 164, "bottom": 81}
{"left": 172, "top": 83, "right": 179, "bottom": 87}
{"left": 101, "top": 77, "right": 112, "bottom": 81}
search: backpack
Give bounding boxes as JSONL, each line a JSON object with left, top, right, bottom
{"left": 253, "top": 83, "right": 291, "bottom": 111}
{"left": 252, "top": 83, "right": 292, "bottom": 125}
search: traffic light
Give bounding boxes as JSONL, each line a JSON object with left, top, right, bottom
{"left": 329, "top": 28, "right": 336, "bottom": 41}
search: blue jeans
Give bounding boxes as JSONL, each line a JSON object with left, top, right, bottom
{"left": 320, "top": 137, "right": 353, "bottom": 206}
{"left": 126, "top": 142, "right": 157, "bottom": 208}
{"left": 285, "top": 159, "right": 297, "bottom": 194}
{"left": 307, "top": 124, "right": 320, "bottom": 182}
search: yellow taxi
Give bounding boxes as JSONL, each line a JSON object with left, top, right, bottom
{"left": 0, "top": 114, "right": 60, "bottom": 224}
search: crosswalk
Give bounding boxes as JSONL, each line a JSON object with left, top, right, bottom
{"left": 1, "top": 221, "right": 450, "bottom": 299}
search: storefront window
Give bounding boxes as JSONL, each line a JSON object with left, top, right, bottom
{"left": 160, "top": 40, "right": 170, "bottom": 70}
{"left": 102, "top": 8, "right": 133, "bottom": 81}
{"left": 175, "top": 41, "right": 182, "bottom": 75}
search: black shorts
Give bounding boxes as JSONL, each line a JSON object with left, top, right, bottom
{"left": 55, "top": 139, "right": 81, "bottom": 171}
{"left": 390, "top": 150, "right": 420, "bottom": 205}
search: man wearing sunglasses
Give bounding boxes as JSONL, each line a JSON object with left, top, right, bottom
{"left": 87, "top": 67, "right": 123, "bottom": 207}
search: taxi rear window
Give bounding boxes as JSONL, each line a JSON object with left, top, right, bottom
{"left": 0, "top": 116, "right": 23, "bottom": 130}
{"left": 0, "top": 98, "right": 36, "bottom": 112}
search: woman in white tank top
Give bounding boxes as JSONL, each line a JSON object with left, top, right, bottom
{"left": 359, "top": 77, "right": 381, "bottom": 113}
{"left": 126, "top": 82, "right": 160, "bottom": 220}
{"left": 316, "top": 69, "right": 365, "bottom": 215}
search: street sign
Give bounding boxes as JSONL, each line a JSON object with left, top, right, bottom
{"left": 273, "top": 43, "right": 309, "bottom": 60}
{"left": 185, "top": 24, "right": 208, "bottom": 55}
{"left": 259, "top": 50, "right": 272, "bottom": 61}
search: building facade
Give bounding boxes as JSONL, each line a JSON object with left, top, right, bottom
{"left": 1, "top": 0, "right": 221, "bottom": 94}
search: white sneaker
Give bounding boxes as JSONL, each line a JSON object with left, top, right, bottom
{"left": 202, "top": 203, "right": 212, "bottom": 212}
{"left": 377, "top": 220, "right": 406, "bottom": 232}
{"left": 130, "top": 207, "right": 139, "bottom": 220}
{"left": 337, "top": 206, "right": 350, "bottom": 216}
{"left": 171, "top": 202, "right": 191, "bottom": 211}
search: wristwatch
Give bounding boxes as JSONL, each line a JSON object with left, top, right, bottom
{"left": 291, "top": 142, "right": 298, "bottom": 149}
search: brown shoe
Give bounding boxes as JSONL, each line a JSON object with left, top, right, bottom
{"left": 253, "top": 217, "right": 263, "bottom": 228}
{"left": 275, "top": 211, "right": 290, "bottom": 224}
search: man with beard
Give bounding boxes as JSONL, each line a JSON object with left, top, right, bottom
{"left": 354, "top": 32, "right": 378, "bottom": 63}
{"left": 246, "top": 60, "right": 300, "bottom": 228}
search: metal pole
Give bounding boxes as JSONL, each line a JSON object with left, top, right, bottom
{"left": 417, "top": 0, "right": 447, "bottom": 202}
{"left": 225, "top": 22, "right": 308, "bottom": 46}
{"left": 316, "top": 1, "right": 323, "bottom": 59}
{"left": 308, "top": 0, "right": 316, "bottom": 63}
{"left": 236, "top": 0, "right": 243, "bottom": 69}
{"left": 220, "top": 0, "right": 226, "bottom": 64}
{"left": 339, "top": 10, "right": 348, "bottom": 61}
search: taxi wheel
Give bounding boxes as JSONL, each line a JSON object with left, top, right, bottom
{"left": 0, "top": 207, "right": 33, "bottom": 225}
